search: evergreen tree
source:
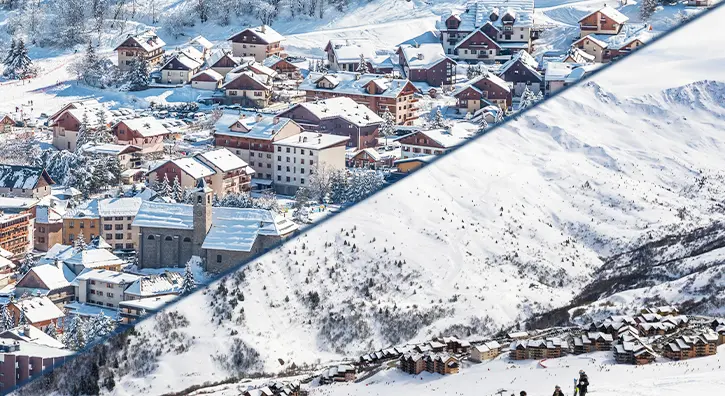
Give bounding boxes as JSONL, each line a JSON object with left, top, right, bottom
{"left": 18, "top": 309, "right": 27, "bottom": 326}
{"left": 356, "top": 53, "right": 369, "bottom": 74}
{"left": 380, "top": 109, "right": 396, "bottom": 147}
{"left": 478, "top": 115, "right": 489, "bottom": 133}
{"left": 126, "top": 56, "right": 150, "bottom": 91}
{"left": 519, "top": 87, "right": 537, "bottom": 110}
{"left": 0, "top": 304, "right": 14, "bottom": 331}
{"left": 44, "top": 321, "right": 57, "bottom": 338}
{"left": 430, "top": 108, "right": 447, "bottom": 129}
{"left": 172, "top": 176, "right": 184, "bottom": 202}
{"left": 641, "top": 0, "right": 658, "bottom": 20}
{"left": 181, "top": 259, "right": 196, "bottom": 295}
{"left": 3, "top": 38, "right": 34, "bottom": 79}
{"left": 329, "top": 169, "right": 349, "bottom": 204}
{"left": 86, "top": 312, "right": 116, "bottom": 343}
{"left": 82, "top": 41, "right": 103, "bottom": 86}
{"left": 158, "top": 174, "right": 173, "bottom": 197}
{"left": 74, "top": 232, "right": 88, "bottom": 252}
{"left": 76, "top": 113, "right": 93, "bottom": 151}
{"left": 62, "top": 315, "right": 87, "bottom": 351}
{"left": 18, "top": 252, "right": 35, "bottom": 275}
{"left": 2, "top": 39, "right": 15, "bottom": 67}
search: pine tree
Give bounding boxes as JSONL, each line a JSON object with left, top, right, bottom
{"left": 3, "top": 38, "right": 34, "bottom": 79}
{"left": 82, "top": 41, "right": 102, "bottom": 86}
{"left": 2, "top": 39, "right": 15, "bottom": 67}
{"left": 74, "top": 232, "right": 88, "bottom": 252}
{"left": 181, "top": 259, "right": 196, "bottom": 295}
{"left": 126, "top": 56, "right": 150, "bottom": 91}
{"left": 329, "top": 169, "right": 349, "bottom": 204}
{"left": 641, "top": 0, "right": 658, "bottom": 20}
{"left": 380, "top": 109, "right": 396, "bottom": 147}
{"left": 0, "top": 304, "right": 14, "bottom": 331}
{"left": 86, "top": 312, "right": 116, "bottom": 343}
{"left": 63, "top": 315, "right": 87, "bottom": 351}
{"left": 17, "top": 309, "right": 27, "bottom": 326}
{"left": 172, "top": 176, "right": 184, "bottom": 202}
{"left": 478, "top": 116, "right": 489, "bottom": 133}
{"left": 159, "top": 174, "right": 173, "bottom": 197}
{"left": 430, "top": 108, "right": 447, "bottom": 129}
{"left": 18, "top": 252, "right": 35, "bottom": 275}
{"left": 76, "top": 113, "right": 93, "bottom": 151}
{"left": 356, "top": 53, "right": 369, "bottom": 74}
{"left": 44, "top": 321, "right": 57, "bottom": 338}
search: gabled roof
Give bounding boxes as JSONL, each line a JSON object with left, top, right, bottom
{"left": 189, "top": 35, "right": 214, "bottom": 50}
{"left": 13, "top": 296, "right": 65, "bottom": 323}
{"left": 161, "top": 52, "right": 203, "bottom": 71}
{"left": 274, "top": 132, "right": 349, "bottom": 150}
{"left": 398, "top": 42, "right": 453, "bottom": 70}
{"left": 228, "top": 25, "right": 284, "bottom": 44}
{"left": 221, "top": 70, "right": 272, "bottom": 90}
{"left": 401, "top": 125, "right": 473, "bottom": 149}
{"left": 300, "top": 72, "right": 416, "bottom": 99}
{"left": 0, "top": 165, "right": 54, "bottom": 190}
{"left": 116, "top": 116, "right": 170, "bottom": 137}
{"left": 573, "top": 23, "right": 653, "bottom": 50}
{"left": 73, "top": 268, "right": 139, "bottom": 285}
{"left": 123, "top": 271, "right": 182, "bottom": 297}
{"left": 98, "top": 197, "right": 143, "bottom": 217}
{"left": 207, "top": 49, "right": 243, "bottom": 69}
{"left": 18, "top": 261, "right": 75, "bottom": 291}
{"left": 579, "top": 5, "right": 629, "bottom": 24}
{"left": 64, "top": 248, "right": 125, "bottom": 270}
{"left": 438, "top": 0, "right": 535, "bottom": 31}
{"left": 453, "top": 72, "right": 510, "bottom": 97}
{"left": 80, "top": 143, "right": 142, "bottom": 156}
{"left": 214, "top": 113, "right": 295, "bottom": 140}
{"left": 326, "top": 38, "right": 378, "bottom": 63}
{"left": 499, "top": 50, "right": 540, "bottom": 78}
{"left": 166, "top": 157, "right": 216, "bottom": 180}
{"left": 454, "top": 28, "right": 501, "bottom": 50}
{"left": 195, "top": 148, "right": 252, "bottom": 173}
{"left": 64, "top": 199, "right": 100, "bottom": 219}
{"left": 115, "top": 30, "right": 166, "bottom": 52}
{"left": 287, "top": 97, "right": 384, "bottom": 127}
{"left": 191, "top": 69, "right": 224, "bottom": 82}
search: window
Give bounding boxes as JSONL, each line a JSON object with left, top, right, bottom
{"left": 126, "top": 243, "right": 134, "bottom": 249}
{"left": 116, "top": 243, "right": 123, "bottom": 249}
{"left": 301, "top": 159, "right": 305, "bottom": 165}
{"left": 266, "top": 153, "right": 272, "bottom": 159}
{"left": 277, "top": 165, "right": 282, "bottom": 171}
{"left": 286, "top": 147, "right": 291, "bottom": 153}
{"left": 310, "top": 160, "right": 314, "bottom": 166}
{"left": 115, "top": 224, "right": 123, "bottom": 230}
{"left": 90, "top": 223, "right": 95, "bottom": 228}
{"left": 300, "top": 149, "right": 305, "bottom": 155}
{"left": 90, "top": 290, "right": 96, "bottom": 295}
{"left": 148, "top": 235, "right": 155, "bottom": 240}
{"left": 309, "top": 150, "right": 314, "bottom": 156}
{"left": 301, "top": 178, "right": 305, "bottom": 184}
{"left": 277, "top": 175, "right": 281, "bottom": 181}
{"left": 300, "top": 168, "right": 305, "bottom": 174}
{"left": 286, "top": 176, "right": 291, "bottom": 182}
{"left": 127, "top": 224, "right": 132, "bottom": 230}
{"left": 90, "top": 280, "right": 96, "bottom": 285}
{"left": 267, "top": 163, "right": 271, "bottom": 168}
{"left": 106, "top": 303, "right": 113, "bottom": 307}
{"left": 80, "top": 222, "right": 85, "bottom": 229}
{"left": 277, "top": 155, "right": 281, "bottom": 161}
{"left": 286, "top": 157, "right": 290, "bottom": 162}
{"left": 165, "top": 236, "right": 173, "bottom": 241}
{"left": 104, "top": 225, "right": 112, "bottom": 231}
{"left": 286, "top": 166, "right": 290, "bottom": 172}
{"left": 216, "top": 255, "right": 222, "bottom": 263}
{"left": 183, "top": 237, "right": 191, "bottom": 242}
{"left": 114, "top": 217, "right": 124, "bottom": 221}
{"left": 277, "top": 146, "right": 281, "bottom": 152}
{"left": 106, "top": 234, "right": 113, "bottom": 240}
{"left": 116, "top": 233, "right": 123, "bottom": 240}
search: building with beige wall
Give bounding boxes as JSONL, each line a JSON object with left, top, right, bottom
{"left": 62, "top": 200, "right": 100, "bottom": 245}
{"left": 98, "top": 197, "right": 143, "bottom": 251}
{"left": 73, "top": 269, "right": 140, "bottom": 309}
{"left": 272, "top": 132, "right": 348, "bottom": 196}
{"left": 50, "top": 101, "right": 115, "bottom": 153}
{"left": 228, "top": 25, "right": 284, "bottom": 62}
{"left": 115, "top": 30, "right": 166, "bottom": 72}
{"left": 0, "top": 165, "right": 55, "bottom": 199}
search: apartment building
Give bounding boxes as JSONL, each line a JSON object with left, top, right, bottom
{"left": 98, "top": 197, "right": 143, "bottom": 251}
{"left": 0, "top": 212, "right": 32, "bottom": 257}
{"left": 112, "top": 117, "right": 171, "bottom": 155}
{"left": 62, "top": 200, "right": 100, "bottom": 245}
{"left": 73, "top": 269, "right": 140, "bottom": 309}
{"left": 228, "top": 25, "right": 285, "bottom": 62}
{"left": 272, "top": 132, "right": 348, "bottom": 195}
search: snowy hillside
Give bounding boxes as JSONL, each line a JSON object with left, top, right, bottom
{"left": 13, "top": 6, "right": 724, "bottom": 394}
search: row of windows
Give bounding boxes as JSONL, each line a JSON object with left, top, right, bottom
{"left": 104, "top": 224, "right": 132, "bottom": 231}
{"left": 402, "top": 147, "right": 444, "bottom": 155}
{"left": 147, "top": 235, "right": 192, "bottom": 242}
{"left": 103, "top": 216, "right": 133, "bottom": 221}
{"left": 67, "top": 221, "right": 95, "bottom": 228}
{"left": 277, "top": 146, "right": 315, "bottom": 155}
{"left": 277, "top": 175, "right": 305, "bottom": 184}
{"left": 89, "top": 290, "right": 115, "bottom": 298}
{"left": 106, "top": 233, "right": 132, "bottom": 241}
{"left": 278, "top": 165, "right": 307, "bottom": 174}
{"left": 277, "top": 156, "right": 314, "bottom": 166}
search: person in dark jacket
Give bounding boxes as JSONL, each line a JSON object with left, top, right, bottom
{"left": 520, "top": 392, "right": 527, "bottom": 396}
{"left": 578, "top": 370, "right": 589, "bottom": 396}
{"left": 553, "top": 385, "right": 565, "bottom": 396}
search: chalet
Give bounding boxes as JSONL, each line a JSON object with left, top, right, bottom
{"left": 498, "top": 50, "right": 543, "bottom": 96}
{"left": 147, "top": 148, "right": 254, "bottom": 197}
{"left": 214, "top": 113, "right": 302, "bottom": 182}
{"left": 438, "top": 0, "right": 535, "bottom": 60}
{"left": 320, "top": 364, "right": 356, "bottom": 383}
{"left": 34, "top": 202, "right": 66, "bottom": 252}
{"left": 221, "top": 71, "right": 273, "bottom": 108}
{"left": 190, "top": 69, "right": 224, "bottom": 91}
{"left": 573, "top": 332, "right": 613, "bottom": 354}
{"left": 664, "top": 332, "right": 719, "bottom": 361}
{"left": 325, "top": 38, "right": 378, "bottom": 72}
{"left": 635, "top": 313, "right": 663, "bottom": 323}
{"left": 228, "top": 25, "right": 285, "bottom": 62}
{"left": 396, "top": 42, "right": 457, "bottom": 87}
{"left": 272, "top": 132, "right": 348, "bottom": 195}
{"left": 470, "top": 341, "right": 501, "bottom": 362}
{"left": 642, "top": 306, "right": 680, "bottom": 316}
{"left": 277, "top": 97, "right": 383, "bottom": 149}
{"left": 398, "top": 126, "right": 473, "bottom": 159}
{"left": 614, "top": 341, "right": 656, "bottom": 365}
{"left": 206, "top": 50, "right": 244, "bottom": 77}
{"left": 188, "top": 35, "right": 214, "bottom": 59}
{"left": 8, "top": 296, "right": 65, "bottom": 331}
{"left": 0, "top": 114, "right": 15, "bottom": 133}
{"left": 115, "top": 30, "right": 166, "bottom": 72}
{"left": 453, "top": 71, "right": 512, "bottom": 113}
{"left": 578, "top": 6, "right": 629, "bottom": 38}
{"left": 572, "top": 23, "right": 653, "bottom": 63}
{"left": 230, "top": 60, "right": 279, "bottom": 81}
{"left": 80, "top": 143, "right": 143, "bottom": 170}
{"left": 563, "top": 47, "right": 596, "bottom": 64}
{"left": 0, "top": 165, "right": 54, "bottom": 199}
{"left": 349, "top": 148, "right": 383, "bottom": 168}
{"left": 510, "top": 337, "right": 567, "bottom": 360}
{"left": 160, "top": 52, "right": 204, "bottom": 84}
{"left": 50, "top": 100, "right": 115, "bottom": 152}
{"left": 133, "top": 189, "right": 298, "bottom": 273}
{"left": 263, "top": 55, "right": 302, "bottom": 80}
{"left": 14, "top": 260, "right": 76, "bottom": 306}
{"left": 112, "top": 117, "right": 170, "bottom": 156}
{"left": 299, "top": 72, "right": 419, "bottom": 125}
{"left": 72, "top": 269, "right": 141, "bottom": 309}
{"left": 0, "top": 212, "right": 32, "bottom": 257}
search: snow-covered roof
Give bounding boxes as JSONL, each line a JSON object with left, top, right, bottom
{"left": 202, "top": 208, "right": 298, "bottom": 252}
{"left": 191, "top": 69, "right": 224, "bottom": 82}
{"left": 0, "top": 325, "right": 65, "bottom": 349}
{"left": 118, "top": 294, "right": 178, "bottom": 311}
{"left": 64, "top": 199, "right": 100, "bottom": 219}
{"left": 0, "top": 165, "right": 52, "bottom": 190}
{"left": 293, "top": 97, "right": 384, "bottom": 127}
{"left": 402, "top": 125, "right": 473, "bottom": 149}
{"left": 190, "top": 35, "right": 214, "bottom": 50}
{"left": 117, "top": 116, "right": 170, "bottom": 137}
{"left": 274, "top": 132, "right": 349, "bottom": 150}
{"left": 439, "top": 0, "right": 535, "bottom": 31}
{"left": 23, "top": 262, "right": 75, "bottom": 291}
{"left": 231, "top": 61, "right": 278, "bottom": 78}
{"left": 133, "top": 201, "right": 195, "bottom": 230}
{"left": 574, "top": 23, "right": 653, "bottom": 50}
{"left": 353, "top": 148, "right": 382, "bottom": 162}
{"left": 580, "top": 5, "right": 629, "bottom": 25}
{"left": 168, "top": 157, "right": 216, "bottom": 179}
{"left": 229, "top": 25, "right": 284, "bottom": 44}
{"left": 39, "top": 244, "right": 75, "bottom": 265}
{"left": 222, "top": 70, "right": 273, "bottom": 90}
{"left": 207, "top": 49, "right": 242, "bottom": 69}
{"left": 327, "top": 38, "right": 378, "bottom": 63}
{"left": 499, "top": 50, "right": 541, "bottom": 79}
{"left": 453, "top": 72, "right": 509, "bottom": 96}
{"left": 35, "top": 203, "right": 65, "bottom": 224}
{"left": 262, "top": 55, "right": 293, "bottom": 69}
{"left": 196, "top": 148, "right": 251, "bottom": 172}
{"left": 14, "top": 296, "right": 64, "bottom": 323}
{"left": 161, "top": 51, "right": 203, "bottom": 71}
{"left": 300, "top": 72, "right": 415, "bottom": 99}
{"left": 64, "top": 249, "right": 125, "bottom": 270}
{"left": 215, "top": 113, "right": 294, "bottom": 140}
{"left": 116, "top": 30, "right": 166, "bottom": 52}
{"left": 63, "top": 101, "right": 115, "bottom": 129}
{"left": 123, "top": 272, "right": 182, "bottom": 298}
{"left": 81, "top": 143, "right": 141, "bottom": 156}
{"left": 398, "top": 42, "right": 451, "bottom": 70}
{"left": 544, "top": 62, "right": 575, "bottom": 82}
{"left": 74, "top": 268, "right": 139, "bottom": 285}
{"left": 98, "top": 197, "right": 143, "bottom": 217}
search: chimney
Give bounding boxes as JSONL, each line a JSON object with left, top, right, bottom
{"left": 261, "top": 25, "right": 266, "bottom": 33}
{"left": 418, "top": 53, "right": 424, "bottom": 60}
{"left": 273, "top": 116, "right": 280, "bottom": 125}
{"left": 255, "top": 113, "right": 263, "bottom": 122}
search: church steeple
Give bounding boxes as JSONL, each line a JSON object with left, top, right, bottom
{"left": 192, "top": 179, "right": 213, "bottom": 257}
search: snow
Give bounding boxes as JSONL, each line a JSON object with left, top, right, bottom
{"left": 115, "top": 30, "right": 166, "bottom": 52}
{"left": 0, "top": 165, "right": 44, "bottom": 190}
{"left": 63, "top": 249, "right": 126, "bottom": 271}
{"left": 133, "top": 201, "right": 195, "bottom": 230}
{"left": 215, "top": 113, "right": 293, "bottom": 140}
{"left": 117, "top": 116, "right": 170, "bottom": 137}
{"left": 64, "top": 302, "right": 119, "bottom": 319}
{"left": 196, "top": 148, "right": 250, "bottom": 172}
{"left": 123, "top": 272, "right": 182, "bottom": 298}
{"left": 14, "top": 296, "right": 64, "bottom": 324}
{"left": 118, "top": 294, "right": 179, "bottom": 311}
{"left": 73, "top": 269, "right": 140, "bottom": 285}
{"left": 191, "top": 69, "right": 224, "bottom": 82}
{"left": 98, "top": 197, "right": 143, "bottom": 217}
{"left": 81, "top": 143, "right": 140, "bottom": 155}
{"left": 293, "top": 97, "right": 384, "bottom": 127}
{"left": 579, "top": 5, "right": 629, "bottom": 24}
{"left": 402, "top": 124, "right": 474, "bottom": 148}
{"left": 0, "top": 338, "right": 72, "bottom": 359}
{"left": 0, "top": 325, "right": 65, "bottom": 349}
{"left": 23, "top": 264, "right": 74, "bottom": 291}
{"left": 230, "top": 25, "right": 285, "bottom": 45}
{"left": 300, "top": 72, "right": 412, "bottom": 99}
{"left": 202, "top": 208, "right": 299, "bottom": 252}
{"left": 0, "top": 197, "right": 39, "bottom": 210}
{"left": 274, "top": 131, "right": 349, "bottom": 150}
{"left": 576, "top": 23, "right": 654, "bottom": 50}
{"left": 327, "top": 38, "right": 378, "bottom": 63}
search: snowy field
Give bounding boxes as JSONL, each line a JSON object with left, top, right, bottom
{"left": 66, "top": 4, "right": 725, "bottom": 395}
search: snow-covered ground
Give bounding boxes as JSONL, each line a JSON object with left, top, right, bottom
{"left": 43, "top": 4, "right": 725, "bottom": 395}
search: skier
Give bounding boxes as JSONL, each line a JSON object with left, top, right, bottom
{"left": 520, "top": 392, "right": 527, "bottom": 396}
{"left": 553, "top": 385, "right": 565, "bottom": 396}
{"left": 577, "top": 369, "right": 589, "bottom": 396}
